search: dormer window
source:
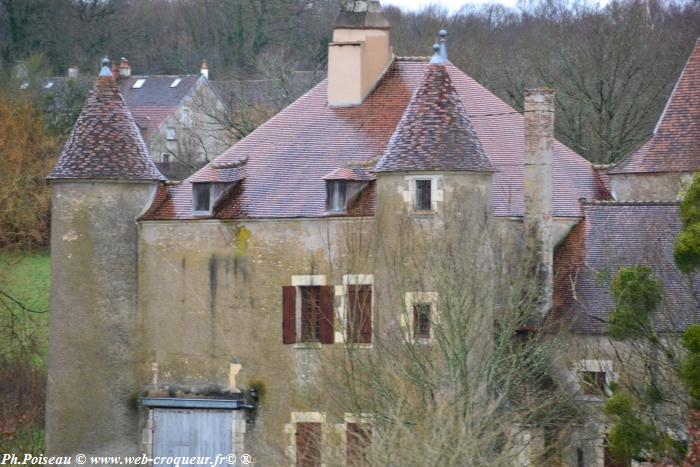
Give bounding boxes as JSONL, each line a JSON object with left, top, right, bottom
{"left": 193, "top": 183, "right": 212, "bottom": 213}
{"left": 327, "top": 180, "right": 347, "bottom": 212}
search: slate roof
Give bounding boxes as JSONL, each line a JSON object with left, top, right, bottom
{"left": 610, "top": 39, "right": 700, "bottom": 174}
{"left": 375, "top": 63, "right": 494, "bottom": 173}
{"left": 119, "top": 75, "right": 201, "bottom": 107}
{"left": 47, "top": 74, "right": 165, "bottom": 181}
{"left": 143, "top": 59, "right": 604, "bottom": 220}
{"left": 551, "top": 202, "right": 700, "bottom": 334}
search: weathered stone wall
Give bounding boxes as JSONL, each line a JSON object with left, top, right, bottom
{"left": 610, "top": 172, "right": 694, "bottom": 202}
{"left": 46, "top": 180, "right": 158, "bottom": 459}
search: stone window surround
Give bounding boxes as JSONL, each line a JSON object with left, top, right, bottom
{"left": 400, "top": 174, "right": 445, "bottom": 213}
{"left": 291, "top": 275, "right": 327, "bottom": 349}
{"left": 403, "top": 292, "right": 439, "bottom": 344}
{"left": 572, "top": 359, "right": 617, "bottom": 401}
{"left": 335, "top": 413, "right": 374, "bottom": 465}
{"left": 335, "top": 274, "right": 374, "bottom": 348}
{"left": 284, "top": 411, "right": 327, "bottom": 466}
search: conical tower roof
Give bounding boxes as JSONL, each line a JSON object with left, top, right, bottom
{"left": 374, "top": 62, "right": 494, "bottom": 173}
{"left": 47, "top": 58, "right": 165, "bottom": 181}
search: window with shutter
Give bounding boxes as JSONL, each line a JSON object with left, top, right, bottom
{"left": 301, "top": 287, "right": 322, "bottom": 342}
{"left": 282, "top": 286, "right": 297, "bottom": 344}
{"left": 296, "top": 422, "right": 321, "bottom": 467}
{"left": 283, "top": 283, "right": 333, "bottom": 344}
{"left": 347, "top": 285, "right": 372, "bottom": 344}
{"left": 346, "top": 422, "right": 371, "bottom": 467}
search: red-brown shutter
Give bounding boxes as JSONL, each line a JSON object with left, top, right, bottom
{"left": 296, "top": 422, "right": 321, "bottom": 467}
{"left": 282, "top": 286, "right": 297, "bottom": 344}
{"left": 347, "top": 422, "right": 372, "bottom": 467}
{"left": 319, "top": 285, "right": 334, "bottom": 344}
{"left": 348, "top": 285, "right": 372, "bottom": 344}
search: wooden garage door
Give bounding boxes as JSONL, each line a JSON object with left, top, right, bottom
{"left": 153, "top": 409, "right": 232, "bottom": 466}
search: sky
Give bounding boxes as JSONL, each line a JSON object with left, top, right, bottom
{"left": 383, "top": 0, "right": 520, "bottom": 12}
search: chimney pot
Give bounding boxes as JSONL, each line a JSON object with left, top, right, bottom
{"left": 200, "top": 60, "right": 209, "bottom": 79}
{"left": 68, "top": 65, "right": 79, "bottom": 79}
{"left": 119, "top": 58, "right": 131, "bottom": 78}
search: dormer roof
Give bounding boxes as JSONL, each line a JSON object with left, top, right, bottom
{"left": 48, "top": 62, "right": 165, "bottom": 181}
{"left": 610, "top": 39, "right": 700, "bottom": 174}
{"left": 374, "top": 63, "right": 495, "bottom": 173}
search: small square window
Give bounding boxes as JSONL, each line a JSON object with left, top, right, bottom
{"left": 193, "top": 183, "right": 211, "bottom": 212}
{"left": 415, "top": 179, "right": 431, "bottom": 211}
{"left": 162, "top": 153, "right": 171, "bottom": 164}
{"left": 326, "top": 181, "right": 347, "bottom": 213}
{"left": 580, "top": 371, "right": 606, "bottom": 394}
{"left": 166, "top": 127, "right": 176, "bottom": 140}
{"left": 413, "top": 303, "right": 431, "bottom": 339}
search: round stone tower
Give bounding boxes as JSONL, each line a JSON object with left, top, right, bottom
{"left": 45, "top": 58, "right": 165, "bottom": 458}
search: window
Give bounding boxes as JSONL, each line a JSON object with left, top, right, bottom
{"left": 580, "top": 371, "right": 606, "bottom": 395}
{"left": 346, "top": 422, "right": 371, "bottom": 467}
{"left": 132, "top": 78, "right": 146, "bottom": 89}
{"left": 19, "top": 81, "right": 29, "bottom": 90}
{"left": 166, "top": 126, "right": 176, "bottom": 140}
{"left": 415, "top": 179, "right": 432, "bottom": 210}
{"left": 301, "top": 287, "right": 322, "bottom": 342}
{"left": 282, "top": 280, "right": 334, "bottom": 344}
{"left": 193, "top": 183, "right": 211, "bottom": 213}
{"left": 347, "top": 285, "right": 372, "bottom": 344}
{"left": 326, "top": 181, "right": 347, "bottom": 213}
{"left": 295, "top": 422, "right": 321, "bottom": 467}
{"left": 413, "top": 303, "right": 431, "bottom": 339}
{"left": 182, "top": 109, "right": 191, "bottom": 128}
{"left": 44, "top": 81, "right": 54, "bottom": 89}
{"left": 170, "top": 78, "right": 182, "bottom": 88}
{"left": 161, "top": 153, "right": 171, "bottom": 164}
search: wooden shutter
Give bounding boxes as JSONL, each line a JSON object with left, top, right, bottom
{"left": 348, "top": 285, "right": 372, "bottom": 344}
{"left": 319, "top": 286, "right": 334, "bottom": 344}
{"left": 347, "top": 422, "right": 371, "bottom": 467}
{"left": 296, "top": 422, "right": 321, "bottom": 467}
{"left": 282, "top": 286, "right": 297, "bottom": 344}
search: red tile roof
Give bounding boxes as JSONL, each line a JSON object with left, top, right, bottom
{"left": 375, "top": 63, "right": 494, "bottom": 173}
{"left": 610, "top": 39, "right": 700, "bottom": 174}
{"left": 143, "top": 59, "right": 602, "bottom": 220}
{"left": 48, "top": 74, "right": 165, "bottom": 181}
{"left": 551, "top": 201, "right": 700, "bottom": 333}
{"left": 323, "top": 167, "right": 375, "bottom": 181}
{"left": 129, "top": 105, "right": 177, "bottom": 138}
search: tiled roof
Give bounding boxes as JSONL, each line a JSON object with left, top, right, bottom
{"left": 323, "top": 167, "right": 375, "bottom": 181}
{"left": 129, "top": 105, "right": 177, "bottom": 137}
{"left": 189, "top": 157, "right": 248, "bottom": 183}
{"left": 143, "top": 60, "right": 602, "bottom": 220}
{"left": 610, "top": 39, "right": 700, "bottom": 174}
{"left": 551, "top": 201, "right": 700, "bottom": 333}
{"left": 374, "top": 63, "right": 494, "bottom": 173}
{"left": 47, "top": 75, "right": 165, "bottom": 181}
{"left": 119, "top": 75, "right": 200, "bottom": 107}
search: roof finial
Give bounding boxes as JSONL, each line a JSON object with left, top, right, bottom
{"left": 429, "top": 29, "right": 448, "bottom": 64}
{"left": 99, "top": 56, "right": 112, "bottom": 77}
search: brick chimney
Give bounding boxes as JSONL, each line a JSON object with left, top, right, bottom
{"left": 200, "top": 60, "right": 209, "bottom": 79}
{"left": 327, "top": 0, "right": 393, "bottom": 107}
{"left": 119, "top": 58, "right": 131, "bottom": 79}
{"left": 67, "top": 65, "right": 78, "bottom": 79}
{"left": 524, "top": 88, "right": 555, "bottom": 317}
{"left": 111, "top": 61, "right": 119, "bottom": 80}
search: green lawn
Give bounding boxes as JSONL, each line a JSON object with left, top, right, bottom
{"left": 0, "top": 250, "right": 51, "bottom": 366}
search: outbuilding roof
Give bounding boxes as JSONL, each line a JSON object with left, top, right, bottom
{"left": 610, "top": 39, "right": 700, "bottom": 174}
{"left": 143, "top": 59, "right": 603, "bottom": 220}
{"left": 47, "top": 69, "right": 165, "bottom": 181}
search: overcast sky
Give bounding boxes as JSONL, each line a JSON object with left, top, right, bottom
{"left": 382, "top": 0, "right": 520, "bottom": 12}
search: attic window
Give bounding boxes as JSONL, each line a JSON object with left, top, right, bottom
{"left": 327, "top": 181, "right": 347, "bottom": 212}
{"left": 193, "top": 183, "right": 212, "bottom": 213}
{"left": 44, "top": 81, "right": 54, "bottom": 89}
{"left": 132, "top": 79, "right": 146, "bottom": 89}
{"left": 170, "top": 78, "right": 182, "bottom": 88}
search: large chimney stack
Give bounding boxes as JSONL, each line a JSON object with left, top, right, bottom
{"left": 524, "top": 88, "right": 555, "bottom": 317}
{"left": 327, "top": 0, "right": 393, "bottom": 107}
{"left": 119, "top": 58, "right": 131, "bottom": 79}
{"left": 67, "top": 65, "right": 79, "bottom": 79}
{"left": 200, "top": 60, "right": 209, "bottom": 79}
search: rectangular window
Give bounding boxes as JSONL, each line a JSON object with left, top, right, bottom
{"left": 581, "top": 371, "right": 606, "bottom": 395}
{"left": 132, "top": 78, "right": 146, "bottom": 89}
{"left": 347, "top": 285, "right": 372, "bottom": 344}
{"left": 413, "top": 303, "right": 431, "bottom": 339}
{"left": 415, "top": 179, "right": 431, "bottom": 211}
{"left": 301, "top": 286, "right": 322, "bottom": 342}
{"left": 166, "top": 126, "right": 176, "bottom": 140}
{"left": 193, "top": 183, "right": 211, "bottom": 212}
{"left": 162, "top": 153, "right": 171, "bottom": 164}
{"left": 282, "top": 285, "right": 334, "bottom": 344}
{"left": 326, "top": 181, "right": 347, "bottom": 213}
{"left": 296, "top": 422, "right": 321, "bottom": 467}
{"left": 346, "top": 422, "right": 371, "bottom": 467}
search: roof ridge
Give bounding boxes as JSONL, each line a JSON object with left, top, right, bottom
{"left": 582, "top": 199, "right": 680, "bottom": 206}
